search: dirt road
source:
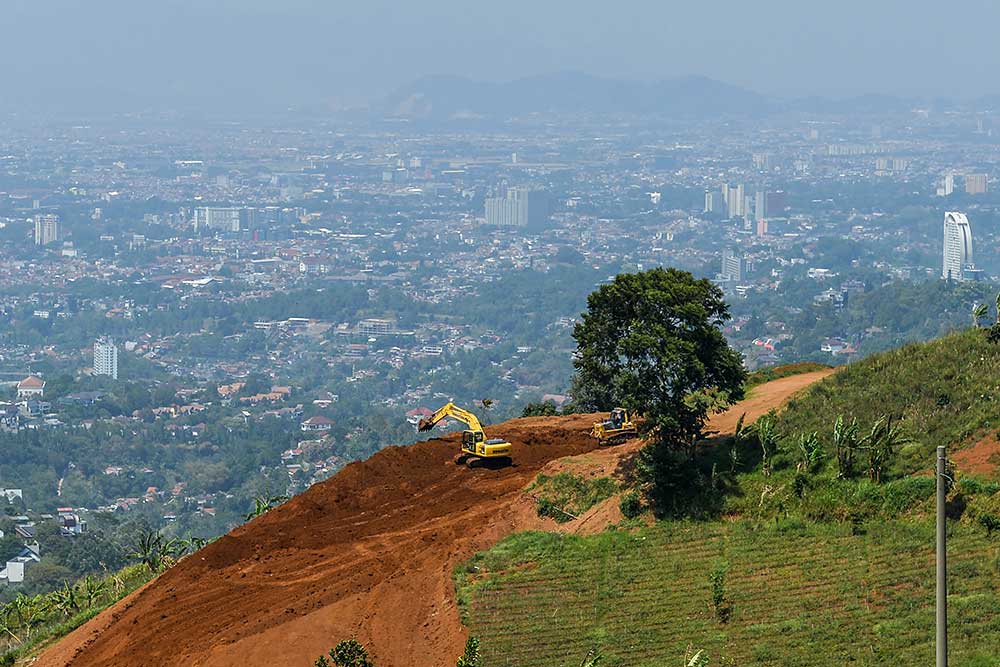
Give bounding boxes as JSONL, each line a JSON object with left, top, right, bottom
{"left": 39, "top": 370, "right": 831, "bottom": 667}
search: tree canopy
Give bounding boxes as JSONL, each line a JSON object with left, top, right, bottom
{"left": 572, "top": 268, "right": 745, "bottom": 442}
{"left": 571, "top": 268, "right": 746, "bottom": 513}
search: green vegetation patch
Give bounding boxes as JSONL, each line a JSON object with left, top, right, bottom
{"left": 528, "top": 473, "right": 618, "bottom": 523}
{"left": 2, "top": 563, "right": 155, "bottom": 664}
{"left": 745, "top": 362, "right": 831, "bottom": 390}
{"left": 775, "top": 328, "right": 1000, "bottom": 475}
{"left": 455, "top": 521, "right": 1000, "bottom": 667}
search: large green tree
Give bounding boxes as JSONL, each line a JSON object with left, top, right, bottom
{"left": 571, "top": 269, "right": 746, "bottom": 512}
{"left": 572, "top": 268, "right": 745, "bottom": 436}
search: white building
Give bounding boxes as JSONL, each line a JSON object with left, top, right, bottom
{"left": 94, "top": 337, "right": 119, "bottom": 380}
{"left": 942, "top": 212, "right": 975, "bottom": 282}
{"left": 194, "top": 207, "right": 246, "bottom": 232}
{"left": 966, "top": 173, "right": 988, "bottom": 195}
{"left": 16, "top": 376, "right": 45, "bottom": 398}
{"left": 720, "top": 249, "right": 743, "bottom": 281}
{"left": 723, "top": 184, "right": 745, "bottom": 218}
{"left": 34, "top": 214, "right": 59, "bottom": 246}
{"left": 484, "top": 187, "right": 550, "bottom": 230}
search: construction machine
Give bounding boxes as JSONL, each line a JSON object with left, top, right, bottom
{"left": 418, "top": 402, "right": 513, "bottom": 463}
{"left": 590, "top": 407, "right": 638, "bottom": 445}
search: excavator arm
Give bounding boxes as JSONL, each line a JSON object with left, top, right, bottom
{"left": 417, "top": 401, "right": 512, "bottom": 461}
{"left": 417, "top": 402, "right": 483, "bottom": 433}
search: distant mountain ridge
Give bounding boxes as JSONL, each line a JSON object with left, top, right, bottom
{"left": 381, "top": 72, "right": 772, "bottom": 119}
{"left": 381, "top": 71, "right": 1000, "bottom": 119}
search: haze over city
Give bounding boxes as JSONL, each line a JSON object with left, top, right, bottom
{"left": 3, "top": 0, "right": 1000, "bottom": 112}
{"left": 1, "top": 3, "right": 1000, "bottom": 666}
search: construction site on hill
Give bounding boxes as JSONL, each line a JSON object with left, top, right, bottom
{"left": 38, "top": 370, "right": 833, "bottom": 667}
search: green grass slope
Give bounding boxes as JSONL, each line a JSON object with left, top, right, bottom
{"left": 456, "top": 330, "right": 1000, "bottom": 666}
{"left": 457, "top": 522, "right": 1000, "bottom": 667}
{"left": 776, "top": 328, "right": 1000, "bottom": 474}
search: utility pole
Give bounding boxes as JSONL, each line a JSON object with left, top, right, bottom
{"left": 936, "top": 445, "right": 948, "bottom": 667}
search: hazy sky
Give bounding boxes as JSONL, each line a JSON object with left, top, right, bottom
{"left": 1, "top": 0, "right": 997, "bottom": 112}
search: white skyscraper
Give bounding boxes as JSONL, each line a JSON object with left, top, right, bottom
{"left": 484, "top": 187, "right": 550, "bottom": 230}
{"left": 726, "top": 184, "right": 744, "bottom": 218}
{"left": 94, "top": 337, "right": 119, "bottom": 380}
{"left": 194, "top": 207, "right": 250, "bottom": 232}
{"left": 966, "top": 173, "right": 988, "bottom": 195}
{"left": 721, "top": 249, "right": 743, "bottom": 281}
{"left": 942, "top": 212, "right": 974, "bottom": 282}
{"left": 34, "top": 214, "right": 60, "bottom": 246}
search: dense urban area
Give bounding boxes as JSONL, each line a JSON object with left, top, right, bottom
{"left": 3, "top": 101, "right": 1000, "bottom": 600}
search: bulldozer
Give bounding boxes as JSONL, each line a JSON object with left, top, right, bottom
{"left": 418, "top": 402, "right": 513, "bottom": 464}
{"left": 590, "top": 407, "right": 638, "bottom": 445}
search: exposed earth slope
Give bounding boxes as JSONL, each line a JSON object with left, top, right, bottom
{"left": 40, "top": 370, "right": 830, "bottom": 667}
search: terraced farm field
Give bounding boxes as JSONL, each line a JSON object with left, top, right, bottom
{"left": 458, "top": 521, "right": 1000, "bottom": 666}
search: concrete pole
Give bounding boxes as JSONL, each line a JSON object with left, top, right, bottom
{"left": 936, "top": 445, "right": 947, "bottom": 667}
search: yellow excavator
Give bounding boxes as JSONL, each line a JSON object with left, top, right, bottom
{"left": 418, "top": 402, "right": 513, "bottom": 463}
{"left": 590, "top": 407, "right": 638, "bottom": 445}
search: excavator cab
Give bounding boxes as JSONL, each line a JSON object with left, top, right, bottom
{"left": 461, "top": 430, "right": 483, "bottom": 452}
{"left": 461, "top": 430, "right": 512, "bottom": 458}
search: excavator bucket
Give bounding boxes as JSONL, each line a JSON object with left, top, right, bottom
{"left": 417, "top": 417, "right": 434, "bottom": 432}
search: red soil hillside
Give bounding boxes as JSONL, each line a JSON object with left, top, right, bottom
{"left": 39, "top": 370, "right": 832, "bottom": 667}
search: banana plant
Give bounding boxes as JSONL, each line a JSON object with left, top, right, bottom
{"left": 82, "top": 575, "right": 107, "bottom": 609}
{"left": 862, "top": 415, "right": 912, "bottom": 483}
{"left": 49, "top": 581, "right": 80, "bottom": 618}
{"left": 754, "top": 412, "right": 780, "bottom": 477}
{"left": 833, "top": 415, "right": 860, "bottom": 479}
{"left": 972, "top": 302, "right": 989, "bottom": 327}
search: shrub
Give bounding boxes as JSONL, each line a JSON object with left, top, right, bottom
{"left": 521, "top": 401, "right": 559, "bottom": 417}
{"left": 980, "top": 513, "right": 1000, "bottom": 538}
{"left": 456, "top": 636, "right": 481, "bottom": 667}
{"left": 961, "top": 478, "right": 1000, "bottom": 496}
{"left": 709, "top": 560, "right": 731, "bottom": 624}
{"left": 530, "top": 473, "right": 617, "bottom": 523}
{"left": 316, "top": 640, "right": 373, "bottom": 667}
{"left": 619, "top": 489, "right": 643, "bottom": 519}
{"left": 880, "top": 477, "right": 935, "bottom": 514}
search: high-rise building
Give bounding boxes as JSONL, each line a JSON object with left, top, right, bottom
{"left": 194, "top": 207, "right": 253, "bottom": 232}
{"left": 703, "top": 192, "right": 714, "bottom": 213}
{"left": 966, "top": 173, "right": 988, "bottom": 195}
{"left": 943, "top": 173, "right": 954, "bottom": 196}
{"left": 94, "top": 337, "right": 119, "bottom": 380}
{"left": 33, "top": 214, "right": 59, "bottom": 246}
{"left": 484, "top": 187, "right": 550, "bottom": 230}
{"left": 764, "top": 191, "right": 787, "bottom": 216}
{"left": 754, "top": 191, "right": 766, "bottom": 222}
{"left": 726, "top": 184, "right": 744, "bottom": 218}
{"left": 942, "top": 212, "right": 975, "bottom": 282}
{"left": 721, "top": 249, "right": 743, "bottom": 281}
